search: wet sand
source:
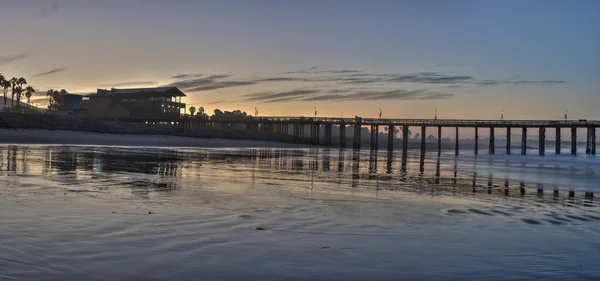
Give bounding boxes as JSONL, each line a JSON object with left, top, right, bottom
{"left": 1, "top": 146, "right": 600, "bottom": 280}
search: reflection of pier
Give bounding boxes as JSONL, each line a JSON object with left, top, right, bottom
{"left": 243, "top": 147, "right": 598, "bottom": 201}
{"left": 172, "top": 116, "right": 600, "bottom": 156}
{"left": 1, "top": 146, "right": 597, "bottom": 203}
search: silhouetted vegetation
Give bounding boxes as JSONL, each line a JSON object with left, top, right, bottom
{"left": 46, "top": 89, "right": 66, "bottom": 111}
{"left": 212, "top": 109, "right": 248, "bottom": 117}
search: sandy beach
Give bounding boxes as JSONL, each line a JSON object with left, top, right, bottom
{"left": 0, "top": 128, "right": 314, "bottom": 148}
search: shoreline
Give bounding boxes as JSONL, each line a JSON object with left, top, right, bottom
{"left": 0, "top": 128, "right": 315, "bottom": 148}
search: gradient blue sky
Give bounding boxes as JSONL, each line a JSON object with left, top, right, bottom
{"left": 0, "top": 0, "right": 598, "bottom": 119}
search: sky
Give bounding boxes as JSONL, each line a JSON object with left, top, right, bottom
{"left": 0, "top": 0, "right": 599, "bottom": 120}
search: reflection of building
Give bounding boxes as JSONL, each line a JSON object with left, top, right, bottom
{"left": 82, "top": 87, "right": 186, "bottom": 120}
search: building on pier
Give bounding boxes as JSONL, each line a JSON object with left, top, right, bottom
{"left": 82, "top": 87, "right": 186, "bottom": 120}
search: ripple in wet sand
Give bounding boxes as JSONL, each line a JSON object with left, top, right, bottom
{"left": 468, "top": 209, "right": 494, "bottom": 216}
{"left": 490, "top": 210, "right": 513, "bottom": 216}
{"left": 447, "top": 209, "right": 467, "bottom": 215}
{"left": 521, "top": 218, "right": 543, "bottom": 225}
{"left": 545, "top": 214, "right": 572, "bottom": 222}
{"left": 565, "top": 215, "right": 593, "bottom": 222}
{"left": 543, "top": 219, "right": 566, "bottom": 225}
{"left": 582, "top": 215, "right": 600, "bottom": 221}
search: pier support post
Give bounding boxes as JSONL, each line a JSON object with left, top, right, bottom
{"left": 437, "top": 126, "right": 442, "bottom": 156}
{"left": 521, "top": 127, "right": 527, "bottom": 155}
{"left": 489, "top": 127, "right": 495, "bottom": 154}
{"left": 353, "top": 117, "right": 362, "bottom": 149}
{"left": 593, "top": 127, "right": 596, "bottom": 155}
{"left": 324, "top": 124, "right": 332, "bottom": 146}
{"left": 420, "top": 125, "right": 426, "bottom": 161}
{"left": 555, "top": 127, "right": 561, "bottom": 155}
{"left": 316, "top": 123, "right": 321, "bottom": 145}
{"left": 340, "top": 123, "right": 346, "bottom": 148}
{"left": 571, "top": 127, "right": 577, "bottom": 155}
{"left": 293, "top": 124, "right": 299, "bottom": 140}
{"left": 370, "top": 124, "right": 379, "bottom": 151}
{"left": 475, "top": 127, "right": 479, "bottom": 155}
{"left": 506, "top": 127, "right": 511, "bottom": 155}
{"left": 586, "top": 127, "right": 595, "bottom": 155}
{"left": 388, "top": 125, "right": 394, "bottom": 152}
{"left": 455, "top": 127, "right": 459, "bottom": 156}
{"left": 539, "top": 127, "right": 546, "bottom": 155}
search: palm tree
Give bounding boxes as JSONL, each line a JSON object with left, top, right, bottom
{"left": 199, "top": 106, "right": 205, "bottom": 116}
{"left": 0, "top": 74, "right": 4, "bottom": 106}
{"left": 46, "top": 89, "right": 62, "bottom": 111}
{"left": 9, "top": 77, "right": 17, "bottom": 106}
{"left": 189, "top": 106, "right": 196, "bottom": 117}
{"left": 15, "top": 77, "right": 27, "bottom": 106}
{"left": 2, "top": 80, "right": 10, "bottom": 107}
{"left": 25, "top": 86, "right": 35, "bottom": 104}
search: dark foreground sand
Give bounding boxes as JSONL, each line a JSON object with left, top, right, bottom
{"left": 0, "top": 129, "right": 314, "bottom": 148}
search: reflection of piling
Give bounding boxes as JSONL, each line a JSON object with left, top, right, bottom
{"left": 571, "top": 127, "right": 577, "bottom": 155}
{"left": 489, "top": 127, "right": 495, "bottom": 154}
{"left": 437, "top": 126, "right": 442, "bottom": 156}
{"left": 569, "top": 191, "right": 575, "bottom": 198}
{"left": 454, "top": 127, "right": 459, "bottom": 156}
{"left": 585, "top": 192, "right": 594, "bottom": 199}
{"left": 339, "top": 123, "right": 347, "bottom": 148}
{"left": 353, "top": 117, "right": 362, "bottom": 150}
{"left": 506, "top": 127, "right": 511, "bottom": 155}
{"left": 555, "top": 127, "right": 561, "bottom": 155}
{"left": 338, "top": 149, "right": 345, "bottom": 173}
{"left": 520, "top": 182, "right": 526, "bottom": 195}
{"left": 539, "top": 127, "right": 546, "bottom": 155}
{"left": 474, "top": 127, "right": 479, "bottom": 155}
{"left": 401, "top": 126, "right": 408, "bottom": 172}
{"left": 420, "top": 126, "right": 426, "bottom": 161}
{"left": 521, "top": 127, "right": 527, "bottom": 155}
{"left": 402, "top": 126, "right": 409, "bottom": 157}
{"left": 388, "top": 125, "right": 394, "bottom": 152}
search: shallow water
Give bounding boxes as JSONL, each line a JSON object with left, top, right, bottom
{"left": 1, "top": 145, "right": 600, "bottom": 280}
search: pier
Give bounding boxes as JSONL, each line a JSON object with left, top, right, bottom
{"left": 125, "top": 115, "right": 600, "bottom": 156}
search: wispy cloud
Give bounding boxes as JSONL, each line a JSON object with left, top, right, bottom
{"left": 243, "top": 89, "right": 320, "bottom": 102}
{"left": 170, "top": 74, "right": 203, "bottom": 80}
{"left": 98, "top": 81, "right": 157, "bottom": 87}
{"left": 242, "top": 88, "right": 452, "bottom": 103}
{"left": 33, "top": 68, "right": 67, "bottom": 77}
{"left": 475, "top": 79, "right": 565, "bottom": 86}
{"left": 165, "top": 75, "right": 256, "bottom": 92}
{"left": 0, "top": 53, "right": 30, "bottom": 65}
{"left": 207, "top": 100, "right": 227, "bottom": 105}
{"left": 281, "top": 66, "right": 318, "bottom": 74}
{"left": 38, "top": 1, "right": 59, "bottom": 18}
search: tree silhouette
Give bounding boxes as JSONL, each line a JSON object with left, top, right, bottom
{"left": 189, "top": 106, "right": 196, "bottom": 117}
{"left": 15, "top": 77, "right": 27, "bottom": 106}
{"left": 1, "top": 80, "right": 9, "bottom": 107}
{"left": 9, "top": 77, "right": 17, "bottom": 106}
{"left": 25, "top": 86, "right": 35, "bottom": 104}
{"left": 46, "top": 89, "right": 64, "bottom": 111}
{"left": 0, "top": 73, "right": 4, "bottom": 106}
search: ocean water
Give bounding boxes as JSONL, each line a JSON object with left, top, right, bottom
{"left": 1, "top": 145, "right": 600, "bottom": 280}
